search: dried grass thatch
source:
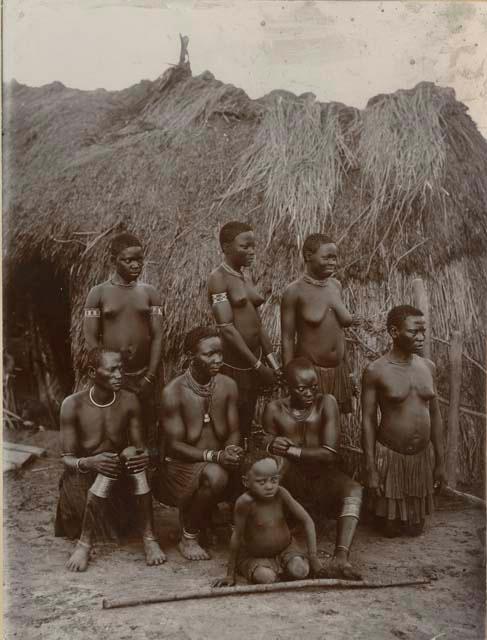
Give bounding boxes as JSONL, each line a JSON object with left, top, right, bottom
{"left": 4, "top": 62, "right": 486, "bottom": 486}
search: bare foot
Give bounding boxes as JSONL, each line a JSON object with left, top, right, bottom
{"left": 318, "top": 557, "right": 362, "bottom": 581}
{"left": 178, "top": 536, "right": 210, "bottom": 561}
{"left": 143, "top": 538, "right": 166, "bottom": 566}
{"left": 66, "top": 542, "right": 91, "bottom": 572}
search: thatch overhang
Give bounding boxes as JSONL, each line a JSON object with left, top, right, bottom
{"left": 4, "top": 63, "right": 486, "bottom": 484}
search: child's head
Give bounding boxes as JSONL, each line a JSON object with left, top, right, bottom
{"left": 242, "top": 452, "right": 280, "bottom": 501}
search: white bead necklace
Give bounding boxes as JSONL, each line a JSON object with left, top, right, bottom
{"left": 89, "top": 386, "right": 117, "bottom": 408}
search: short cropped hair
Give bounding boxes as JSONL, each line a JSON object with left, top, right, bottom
{"left": 87, "top": 347, "right": 120, "bottom": 371}
{"left": 219, "top": 221, "right": 253, "bottom": 249}
{"left": 302, "top": 233, "right": 335, "bottom": 259}
{"left": 386, "top": 305, "right": 424, "bottom": 331}
{"left": 241, "top": 450, "right": 279, "bottom": 477}
{"left": 183, "top": 326, "right": 220, "bottom": 354}
{"left": 284, "top": 357, "right": 316, "bottom": 383}
{"left": 110, "top": 232, "right": 142, "bottom": 257}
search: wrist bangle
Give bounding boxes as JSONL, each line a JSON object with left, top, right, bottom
{"left": 217, "top": 451, "right": 222, "bottom": 464}
{"left": 252, "top": 359, "right": 262, "bottom": 371}
{"left": 266, "top": 353, "right": 280, "bottom": 371}
{"left": 287, "top": 446, "right": 302, "bottom": 460}
{"left": 143, "top": 376, "right": 154, "bottom": 385}
{"left": 266, "top": 437, "right": 276, "bottom": 454}
{"left": 76, "top": 457, "right": 90, "bottom": 473}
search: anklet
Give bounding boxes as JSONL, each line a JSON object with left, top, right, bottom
{"left": 336, "top": 545, "right": 349, "bottom": 553}
{"left": 143, "top": 535, "right": 158, "bottom": 542}
{"left": 77, "top": 540, "right": 92, "bottom": 549}
{"left": 182, "top": 528, "right": 199, "bottom": 540}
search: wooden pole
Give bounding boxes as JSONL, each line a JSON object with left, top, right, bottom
{"left": 412, "top": 278, "right": 431, "bottom": 359}
{"left": 102, "top": 577, "right": 430, "bottom": 610}
{"left": 446, "top": 330, "right": 463, "bottom": 489}
{"left": 443, "top": 486, "right": 485, "bottom": 509}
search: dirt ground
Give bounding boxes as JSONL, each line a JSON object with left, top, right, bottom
{"left": 3, "top": 430, "right": 486, "bottom": 640}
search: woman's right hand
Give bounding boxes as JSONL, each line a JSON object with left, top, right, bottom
{"left": 85, "top": 452, "right": 121, "bottom": 478}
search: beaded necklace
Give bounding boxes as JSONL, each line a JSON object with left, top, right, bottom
{"left": 302, "top": 274, "right": 330, "bottom": 288}
{"left": 184, "top": 367, "right": 215, "bottom": 424}
{"left": 110, "top": 278, "right": 137, "bottom": 288}
{"left": 89, "top": 386, "right": 117, "bottom": 408}
{"left": 221, "top": 262, "right": 245, "bottom": 280}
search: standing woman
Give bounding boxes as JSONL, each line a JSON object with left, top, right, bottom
{"left": 208, "top": 222, "right": 281, "bottom": 440}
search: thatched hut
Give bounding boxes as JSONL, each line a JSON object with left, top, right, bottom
{"left": 4, "top": 59, "right": 486, "bottom": 488}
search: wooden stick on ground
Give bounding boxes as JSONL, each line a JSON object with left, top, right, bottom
{"left": 102, "top": 577, "right": 430, "bottom": 610}
{"left": 443, "top": 486, "right": 486, "bottom": 509}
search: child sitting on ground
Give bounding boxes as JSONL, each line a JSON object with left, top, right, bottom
{"left": 214, "top": 452, "right": 323, "bottom": 586}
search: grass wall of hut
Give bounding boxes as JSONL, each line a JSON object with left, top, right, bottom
{"left": 4, "top": 63, "right": 486, "bottom": 490}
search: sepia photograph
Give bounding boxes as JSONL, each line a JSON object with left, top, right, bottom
{"left": 2, "top": 1, "right": 486, "bottom": 638}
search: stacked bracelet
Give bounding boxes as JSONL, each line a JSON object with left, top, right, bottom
{"left": 266, "top": 353, "right": 280, "bottom": 371}
{"left": 203, "top": 450, "right": 223, "bottom": 464}
{"left": 265, "top": 437, "right": 276, "bottom": 454}
{"left": 287, "top": 446, "right": 302, "bottom": 460}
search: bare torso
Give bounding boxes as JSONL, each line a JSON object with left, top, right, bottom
{"left": 210, "top": 268, "right": 265, "bottom": 368}
{"left": 67, "top": 389, "right": 134, "bottom": 456}
{"left": 242, "top": 490, "right": 292, "bottom": 557}
{"left": 169, "top": 374, "right": 234, "bottom": 451}
{"left": 95, "top": 282, "right": 154, "bottom": 372}
{"left": 374, "top": 355, "right": 436, "bottom": 455}
{"left": 268, "top": 396, "right": 333, "bottom": 449}
{"left": 293, "top": 279, "right": 345, "bottom": 368}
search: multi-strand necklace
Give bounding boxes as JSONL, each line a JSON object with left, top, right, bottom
{"left": 302, "top": 274, "right": 330, "bottom": 288}
{"left": 110, "top": 279, "right": 137, "bottom": 288}
{"left": 386, "top": 355, "right": 412, "bottom": 366}
{"left": 283, "top": 402, "right": 313, "bottom": 446}
{"left": 284, "top": 402, "right": 314, "bottom": 423}
{"left": 184, "top": 367, "right": 215, "bottom": 424}
{"left": 221, "top": 262, "right": 245, "bottom": 281}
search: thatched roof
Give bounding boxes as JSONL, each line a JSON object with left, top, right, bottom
{"left": 4, "top": 62, "right": 487, "bottom": 483}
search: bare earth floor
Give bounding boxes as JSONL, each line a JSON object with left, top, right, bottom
{"left": 3, "top": 431, "right": 486, "bottom": 640}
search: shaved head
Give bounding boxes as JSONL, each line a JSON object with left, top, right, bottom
{"left": 284, "top": 357, "right": 316, "bottom": 384}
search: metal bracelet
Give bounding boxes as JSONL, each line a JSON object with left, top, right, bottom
{"left": 130, "top": 470, "right": 150, "bottom": 495}
{"left": 76, "top": 457, "right": 90, "bottom": 474}
{"left": 287, "top": 446, "right": 302, "bottom": 459}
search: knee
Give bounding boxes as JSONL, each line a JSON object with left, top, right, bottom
{"left": 252, "top": 566, "right": 277, "bottom": 584}
{"left": 201, "top": 465, "right": 229, "bottom": 495}
{"left": 286, "top": 556, "right": 309, "bottom": 580}
{"left": 344, "top": 479, "right": 363, "bottom": 500}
